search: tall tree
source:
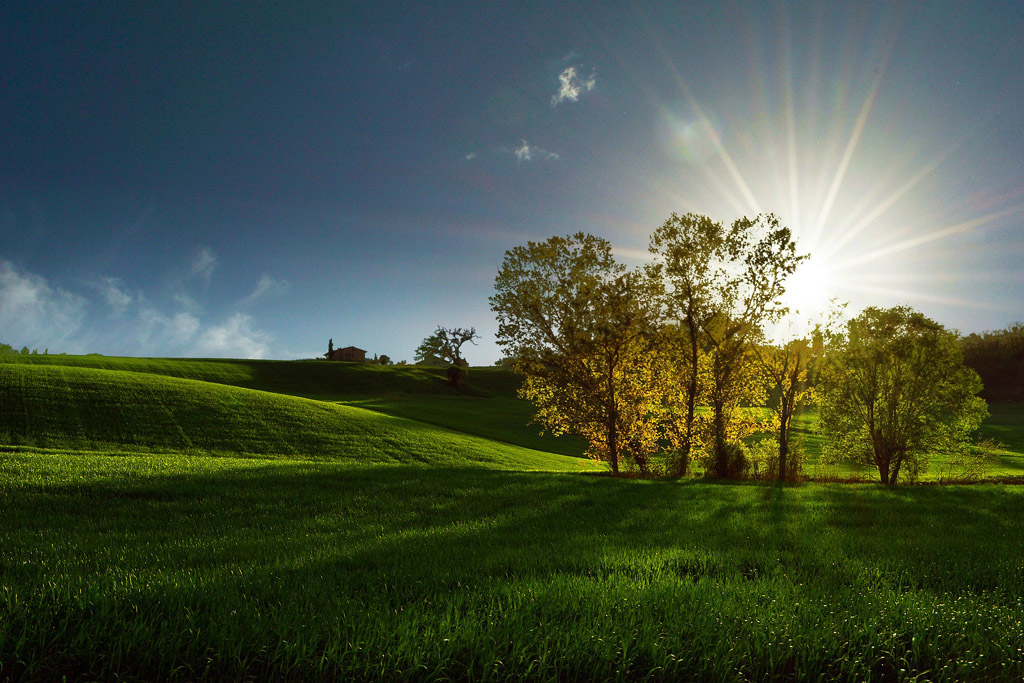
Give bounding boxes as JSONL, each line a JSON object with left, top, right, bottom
{"left": 491, "top": 233, "right": 661, "bottom": 474}
{"left": 649, "top": 212, "right": 804, "bottom": 477}
{"left": 753, "top": 335, "right": 816, "bottom": 481}
{"left": 752, "top": 307, "right": 843, "bottom": 482}
{"left": 818, "top": 306, "right": 988, "bottom": 485}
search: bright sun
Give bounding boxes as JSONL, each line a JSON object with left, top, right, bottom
{"left": 781, "top": 256, "right": 835, "bottom": 321}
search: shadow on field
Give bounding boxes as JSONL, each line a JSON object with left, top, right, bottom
{"left": 7, "top": 461, "right": 1024, "bottom": 600}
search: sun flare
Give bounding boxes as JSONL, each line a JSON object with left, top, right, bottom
{"left": 781, "top": 256, "right": 837, "bottom": 321}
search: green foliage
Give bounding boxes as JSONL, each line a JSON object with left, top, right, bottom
{"left": 648, "top": 212, "right": 805, "bottom": 478}
{"left": 819, "top": 306, "right": 989, "bottom": 485}
{"left": 961, "top": 322, "right": 1024, "bottom": 401}
{"left": 491, "top": 233, "right": 662, "bottom": 473}
{"left": 747, "top": 435, "right": 807, "bottom": 481}
{"left": 700, "top": 438, "right": 751, "bottom": 478}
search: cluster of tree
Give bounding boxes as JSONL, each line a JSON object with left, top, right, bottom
{"left": 491, "top": 213, "right": 987, "bottom": 485}
{"left": 961, "top": 323, "right": 1024, "bottom": 402}
{"left": 415, "top": 326, "right": 480, "bottom": 386}
{"left": 0, "top": 343, "right": 47, "bottom": 355}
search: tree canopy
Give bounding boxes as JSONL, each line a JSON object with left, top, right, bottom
{"left": 491, "top": 233, "right": 662, "bottom": 474}
{"left": 648, "top": 212, "right": 804, "bottom": 477}
{"left": 818, "top": 306, "right": 988, "bottom": 485}
{"left": 415, "top": 326, "right": 480, "bottom": 385}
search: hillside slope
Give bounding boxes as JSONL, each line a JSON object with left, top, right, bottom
{"left": 0, "top": 356, "right": 587, "bottom": 456}
{"left": 0, "top": 363, "right": 594, "bottom": 471}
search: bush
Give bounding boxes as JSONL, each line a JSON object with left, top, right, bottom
{"left": 748, "top": 436, "right": 805, "bottom": 482}
{"left": 703, "top": 440, "right": 750, "bottom": 479}
{"left": 446, "top": 364, "right": 468, "bottom": 387}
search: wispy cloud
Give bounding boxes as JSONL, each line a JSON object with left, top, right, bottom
{"left": 139, "top": 308, "right": 202, "bottom": 348}
{"left": 94, "top": 276, "right": 134, "bottom": 316}
{"left": 514, "top": 140, "right": 560, "bottom": 162}
{"left": 196, "top": 313, "right": 272, "bottom": 359}
{"left": 551, "top": 65, "right": 596, "bottom": 107}
{"left": 0, "top": 257, "right": 276, "bottom": 358}
{"left": 190, "top": 247, "right": 217, "bottom": 282}
{"left": 0, "top": 260, "right": 87, "bottom": 348}
{"left": 240, "top": 274, "right": 288, "bottom": 307}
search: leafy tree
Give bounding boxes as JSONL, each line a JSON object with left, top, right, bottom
{"left": 652, "top": 323, "right": 711, "bottom": 476}
{"left": 491, "top": 233, "right": 661, "bottom": 474}
{"left": 378, "top": 354, "right": 392, "bottom": 365}
{"left": 752, "top": 335, "right": 816, "bottom": 481}
{"left": 752, "top": 307, "right": 844, "bottom": 482}
{"left": 649, "top": 212, "right": 804, "bottom": 477}
{"left": 415, "top": 326, "right": 480, "bottom": 385}
{"left": 818, "top": 306, "right": 988, "bottom": 485}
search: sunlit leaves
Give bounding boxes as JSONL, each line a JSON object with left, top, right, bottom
{"left": 818, "top": 306, "right": 988, "bottom": 485}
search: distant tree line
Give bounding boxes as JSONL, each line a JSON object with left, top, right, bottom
{"left": 0, "top": 343, "right": 48, "bottom": 355}
{"left": 490, "top": 213, "right": 989, "bottom": 485}
{"left": 961, "top": 324, "right": 1024, "bottom": 402}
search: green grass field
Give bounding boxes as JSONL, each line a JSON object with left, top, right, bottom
{"left": 2, "top": 355, "right": 1024, "bottom": 680}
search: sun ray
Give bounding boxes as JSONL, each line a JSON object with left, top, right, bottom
{"left": 838, "top": 203, "right": 1024, "bottom": 269}
{"left": 683, "top": 92, "right": 763, "bottom": 217}
{"left": 822, "top": 151, "right": 950, "bottom": 259}
{"left": 838, "top": 281, "right": 1007, "bottom": 310}
{"left": 648, "top": 25, "right": 764, "bottom": 217}
{"left": 810, "top": 68, "right": 885, "bottom": 242}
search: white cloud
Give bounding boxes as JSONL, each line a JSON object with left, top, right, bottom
{"left": 464, "top": 152, "right": 477, "bottom": 161}
{"left": 240, "top": 274, "right": 288, "bottom": 307}
{"left": 137, "top": 308, "right": 201, "bottom": 349}
{"left": 514, "top": 140, "right": 560, "bottom": 162}
{"left": 0, "top": 260, "right": 87, "bottom": 348}
{"left": 196, "top": 313, "right": 272, "bottom": 359}
{"left": 190, "top": 247, "right": 217, "bottom": 282}
{"left": 95, "top": 276, "right": 134, "bottom": 316}
{"left": 551, "top": 65, "right": 596, "bottom": 107}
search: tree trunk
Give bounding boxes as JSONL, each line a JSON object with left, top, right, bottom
{"left": 608, "top": 416, "right": 619, "bottom": 475}
{"left": 682, "top": 315, "right": 699, "bottom": 478}
{"left": 713, "top": 399, "right": 728, "bottom": 477}
{"left": 878, "top": 454, "right": 890, "bottom": 486}
{"left": 777, "top": 404, "right": 789, "bottom": 483}
{"left": 607, "top": 358, "right": 619, "bottom": 475}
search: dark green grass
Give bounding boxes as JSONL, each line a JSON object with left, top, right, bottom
{"left": 0, "top": 363, "right": 592, "bottom": 472}
{"left": 0, "top": 353, "right": 464, "bottom": 399}
{"left": 0, "top": 355, "right": 588, "bottom": 455}
{"left": 342, "top": 395, "right": 587, "bottom": 457}
{"left": 2, "top": 453, "right": 1023, "bottom": 681}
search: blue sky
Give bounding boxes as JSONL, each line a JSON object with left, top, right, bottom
{"left": 2, "top": 2, "right": 1022, "bottom": 363}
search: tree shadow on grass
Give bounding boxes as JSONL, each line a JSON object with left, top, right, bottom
{"left": 6, "top": 460, "right": 1024, "bottom": 680}
{"left": 9, "top": 460, "right": 1021, "bottom": 597}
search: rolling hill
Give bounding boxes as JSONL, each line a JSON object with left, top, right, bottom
{"left": 0, "top": 362, "right": 593, "bottom": 471}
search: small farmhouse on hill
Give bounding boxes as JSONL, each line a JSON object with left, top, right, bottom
{"left": 325, "top": 339, "right": 366, "bottom": 362}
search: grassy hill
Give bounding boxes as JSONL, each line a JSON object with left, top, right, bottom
{"left": 2, "top": 354, "right": 1024, "bottom": 679}
{"left": 0, "top": 353, "right": 516, "bottom": 398}
{"left": 0, "top": 355, "right": 588, "bottom": 457}
{"left": 0, "top": 363, "right": 593, "bottom": 471}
